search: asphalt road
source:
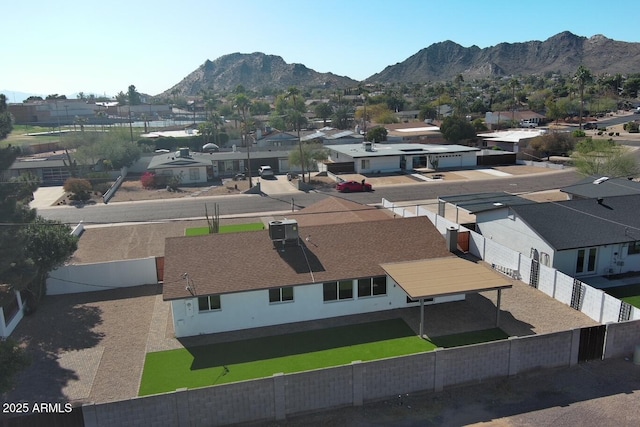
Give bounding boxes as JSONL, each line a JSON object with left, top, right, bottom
{"left": 37, "top": 169, "right": 582, "bottom": 225}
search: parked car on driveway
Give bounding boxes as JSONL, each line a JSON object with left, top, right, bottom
{"left": 258, "top": 166, "right": 274, "bottom": 177}
{"left": 336, "top": 180, "right": 373, "bottom": 193}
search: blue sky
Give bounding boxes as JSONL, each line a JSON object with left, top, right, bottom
{"left": 2, "top": 0, "right": 639, "bottom": 100}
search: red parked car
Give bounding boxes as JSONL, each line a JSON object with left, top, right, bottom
{"left": 336, "top": 180, "right": 373, "bottom": 193}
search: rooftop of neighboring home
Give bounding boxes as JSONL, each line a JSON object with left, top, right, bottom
{"left": 439, "top": 192, "right": 536, "bottom": 214}
{"left": 502, "top": 194, "right": 640, "bottom": 250}
{"left": 163, "top": 216, "right": 453, "bottom": 301}
{"left": 328, "top": 143, "right": 479, "bottom": 158}
{"left": 560, "top": 175, "right": 640, "bottom": 199}
{"left": 477, "top": 129, "right": 547, "bottom": 143}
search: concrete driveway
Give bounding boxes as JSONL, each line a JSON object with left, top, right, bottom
{"left": 259, "top": 175, "right": 300, "bottom": 195}
{"left": 30, "top": 186, "right": 65, "bottom": 209}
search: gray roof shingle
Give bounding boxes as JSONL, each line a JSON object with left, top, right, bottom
{"left": 511, "top": 194, "right": 640, "bottom": 250}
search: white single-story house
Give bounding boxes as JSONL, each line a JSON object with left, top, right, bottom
{"left": 473, "top": 194, "right": 640, "bottom": 278}
{"left": 324, "top": 142, "right": 480, "bottom": 174}
{"left": 477, "top": 129, "right": 547, "bottom": 153}
{"left": 163, "top": 216, "right": 512, "bottom": 338}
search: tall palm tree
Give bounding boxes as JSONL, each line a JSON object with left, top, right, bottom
{"left": 234, "top": 93, "right": 252, "bottom": 186}
{"left": 285, "top": 87, "right": 306, "bottom": 182}
{"left": 574, "top": 65, "right": 593, "bottom": 129}
{"left": 509, "top": 78, "right": 519, "bottom": 123}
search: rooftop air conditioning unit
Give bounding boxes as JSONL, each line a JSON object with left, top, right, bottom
{"left": 268, "top": 219, "right": 299, "bottom": 242}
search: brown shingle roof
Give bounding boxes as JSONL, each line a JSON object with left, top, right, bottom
{"left": 283, "top": 197, "right": 392, "bottom": 227}
{"left": 163, "top": 216, "right": 452, "bottom": 300}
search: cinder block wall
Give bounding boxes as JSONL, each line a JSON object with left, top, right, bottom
{"left": 83, "top": 328, "right": 607, "bottom": 426}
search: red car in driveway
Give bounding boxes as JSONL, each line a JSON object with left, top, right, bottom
{"left": 336, "top": 180, "right": 373, "bottom": 192}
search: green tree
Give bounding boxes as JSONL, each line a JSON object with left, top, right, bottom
{"left": 288, "top": 143, "right": 328, "bottom": 182}
{"left": 418, "top": 104, "right": 437, "bottom": 121}
{"left": 127, "top": 85, "right": 142, "bottom": 105}
{"left": 0, "top": 339, "right": 30, "bottom": 393}
{"left": 439, "top": 116, "right": 476, "bottom": 143}
{"left": 250, "top": 100, "right": 271, "bottom": 116}
{"left": 314, "top": 103, "right": 333, "bottom": 126}
{"left": 22, "top": 218, "right": 78, "bottom": 302}
{"left": 0, "top": 94, "right": 13, "bottom": 140}
{"left": 574, "top": 65, "right": 593, "bottom": 129}
{"left": 331, "top": 106, "right": 351, "bottom": 130}
{"left": 365, "top": 126, "right": 388, "bottom": 142}
{"left": 529, "top": 132, "right": 576, "bottom": 157}
{"left": 572, "top": 138, "right": 639, "bottom": 177}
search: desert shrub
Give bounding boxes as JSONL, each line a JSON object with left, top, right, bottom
{"left": 63, "top": 178, "right": 92, "bottom": 201}
{"left": 141, "top": 172, "right": 156, "bottom": 189}
{"left": 572, "top": 130, "right": 586, "bottom": 138}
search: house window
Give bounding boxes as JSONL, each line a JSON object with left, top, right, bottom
{"left": 629, "top": 242, "right": 640, "bottom": 255}
{"left": 357, "top": 276, "right": 387, "bottom": 297}
{"left": 198, "top": 295, "right": 221, "bottom": 312}
{"left": 361, "top": 159, "right": 370, "bottom": 169}
{"left": 323, "top": 280, "right": 353, "bottom": 302}
{"left": 189, "top": 168, "right": 200, "bottom": 181}
{"left": 269, "top": 287, "right": 294, "bottom": 303}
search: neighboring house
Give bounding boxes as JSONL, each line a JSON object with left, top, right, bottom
{"left": 323, "top": 143, "right": 479, "bottom": 174}
{"left": 560, "top": 176, "right": 640, "bottom": 200}
{"left": 385, "top": 123, "right": 446, "bottom": 145}
{"left": 255, "top": 131, "right": 298, "bottom": 149}
{"left": 5, "top": 154, "right": 71, "bottom": 186}
{"left": 485, "top": 110, "right": 546, "bottom": 129}
{"left": 474, "top": 194, "right": 640, "bottom": 277}
{"left": 477, "top": 129, "right": 546, "bottom": 154}
{"left": 300, "top": 128, "right": 363, "bottom": 145}
{"left": 147, "top": 148, "right": 214, "bottom": 184}
{"left": 163, "top": 216, "right": 510, "bottom": 338}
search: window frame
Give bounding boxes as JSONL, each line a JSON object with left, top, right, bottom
{"left": 198, "top": 295, "right": 221, "bottom": 312}
{"left": 269, "top": 287, "right": 294, "bottom": 304}
{"left": 628, "top": 241, "right": 640, "bottom": 255}
{"left": 357, "top": 276, "right": 387, "bottom": 298}
{"left": 323, "top": 280, "right": 353, "bottom": 302}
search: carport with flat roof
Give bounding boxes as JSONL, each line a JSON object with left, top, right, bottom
{"left": 381, "top": 257, "right": 513, "bottom": 337}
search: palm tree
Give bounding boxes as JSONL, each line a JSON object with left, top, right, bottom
{"left": 285, "top": 87, "right": 306, "bottom": 182}
{"left": 574, "top": 65, "right": 593, "bottom": 129}
{"left": 509, "top": 78, "right": 519, "bottom": 123}
{"left": 234, "top": 93, "right": 253, "bottom": 186}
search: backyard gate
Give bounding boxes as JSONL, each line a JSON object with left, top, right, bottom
{"left": 578, "top": 325, "right": 606, "bottom": 362}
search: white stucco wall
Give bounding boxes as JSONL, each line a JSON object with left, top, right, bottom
{"left": 47, "top": 258, "right": 158, "bottom": 295}
{"left": 355, "top": 156, "right": 400, "bottom": 174}
{"left": 158, "top": 166, "right": 207, "bottom": 184}
{"left": 171, "top": 277, "right": 464, "bottom": 337}
{"left": 476, "top": 209, "right": 555, "bottom": 265}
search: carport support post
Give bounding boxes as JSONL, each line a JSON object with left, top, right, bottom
{"left": 496, "top": 289, "right": 502, "bottom": 327}
{"left": 419, "top": 298, "right": 425, "bottom": 338}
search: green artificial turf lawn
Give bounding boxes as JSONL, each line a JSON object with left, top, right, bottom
{"left": 139, "top": 319, "right": 436, "bottom": 395}
{"left": 605, "top": 284, "right": 640, "bottom": 308}
{"left": 184, "top": 223, "right": 265, "bottom": 236}
{"left": 622, "top": 295, "right": 640, "bottom": 308}
{"left": 429, "top": 328, "right": 509, "bottom": 348}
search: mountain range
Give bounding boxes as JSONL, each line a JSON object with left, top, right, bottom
{"left": 160, "top": 31, "right": 640, "bottom": 98}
